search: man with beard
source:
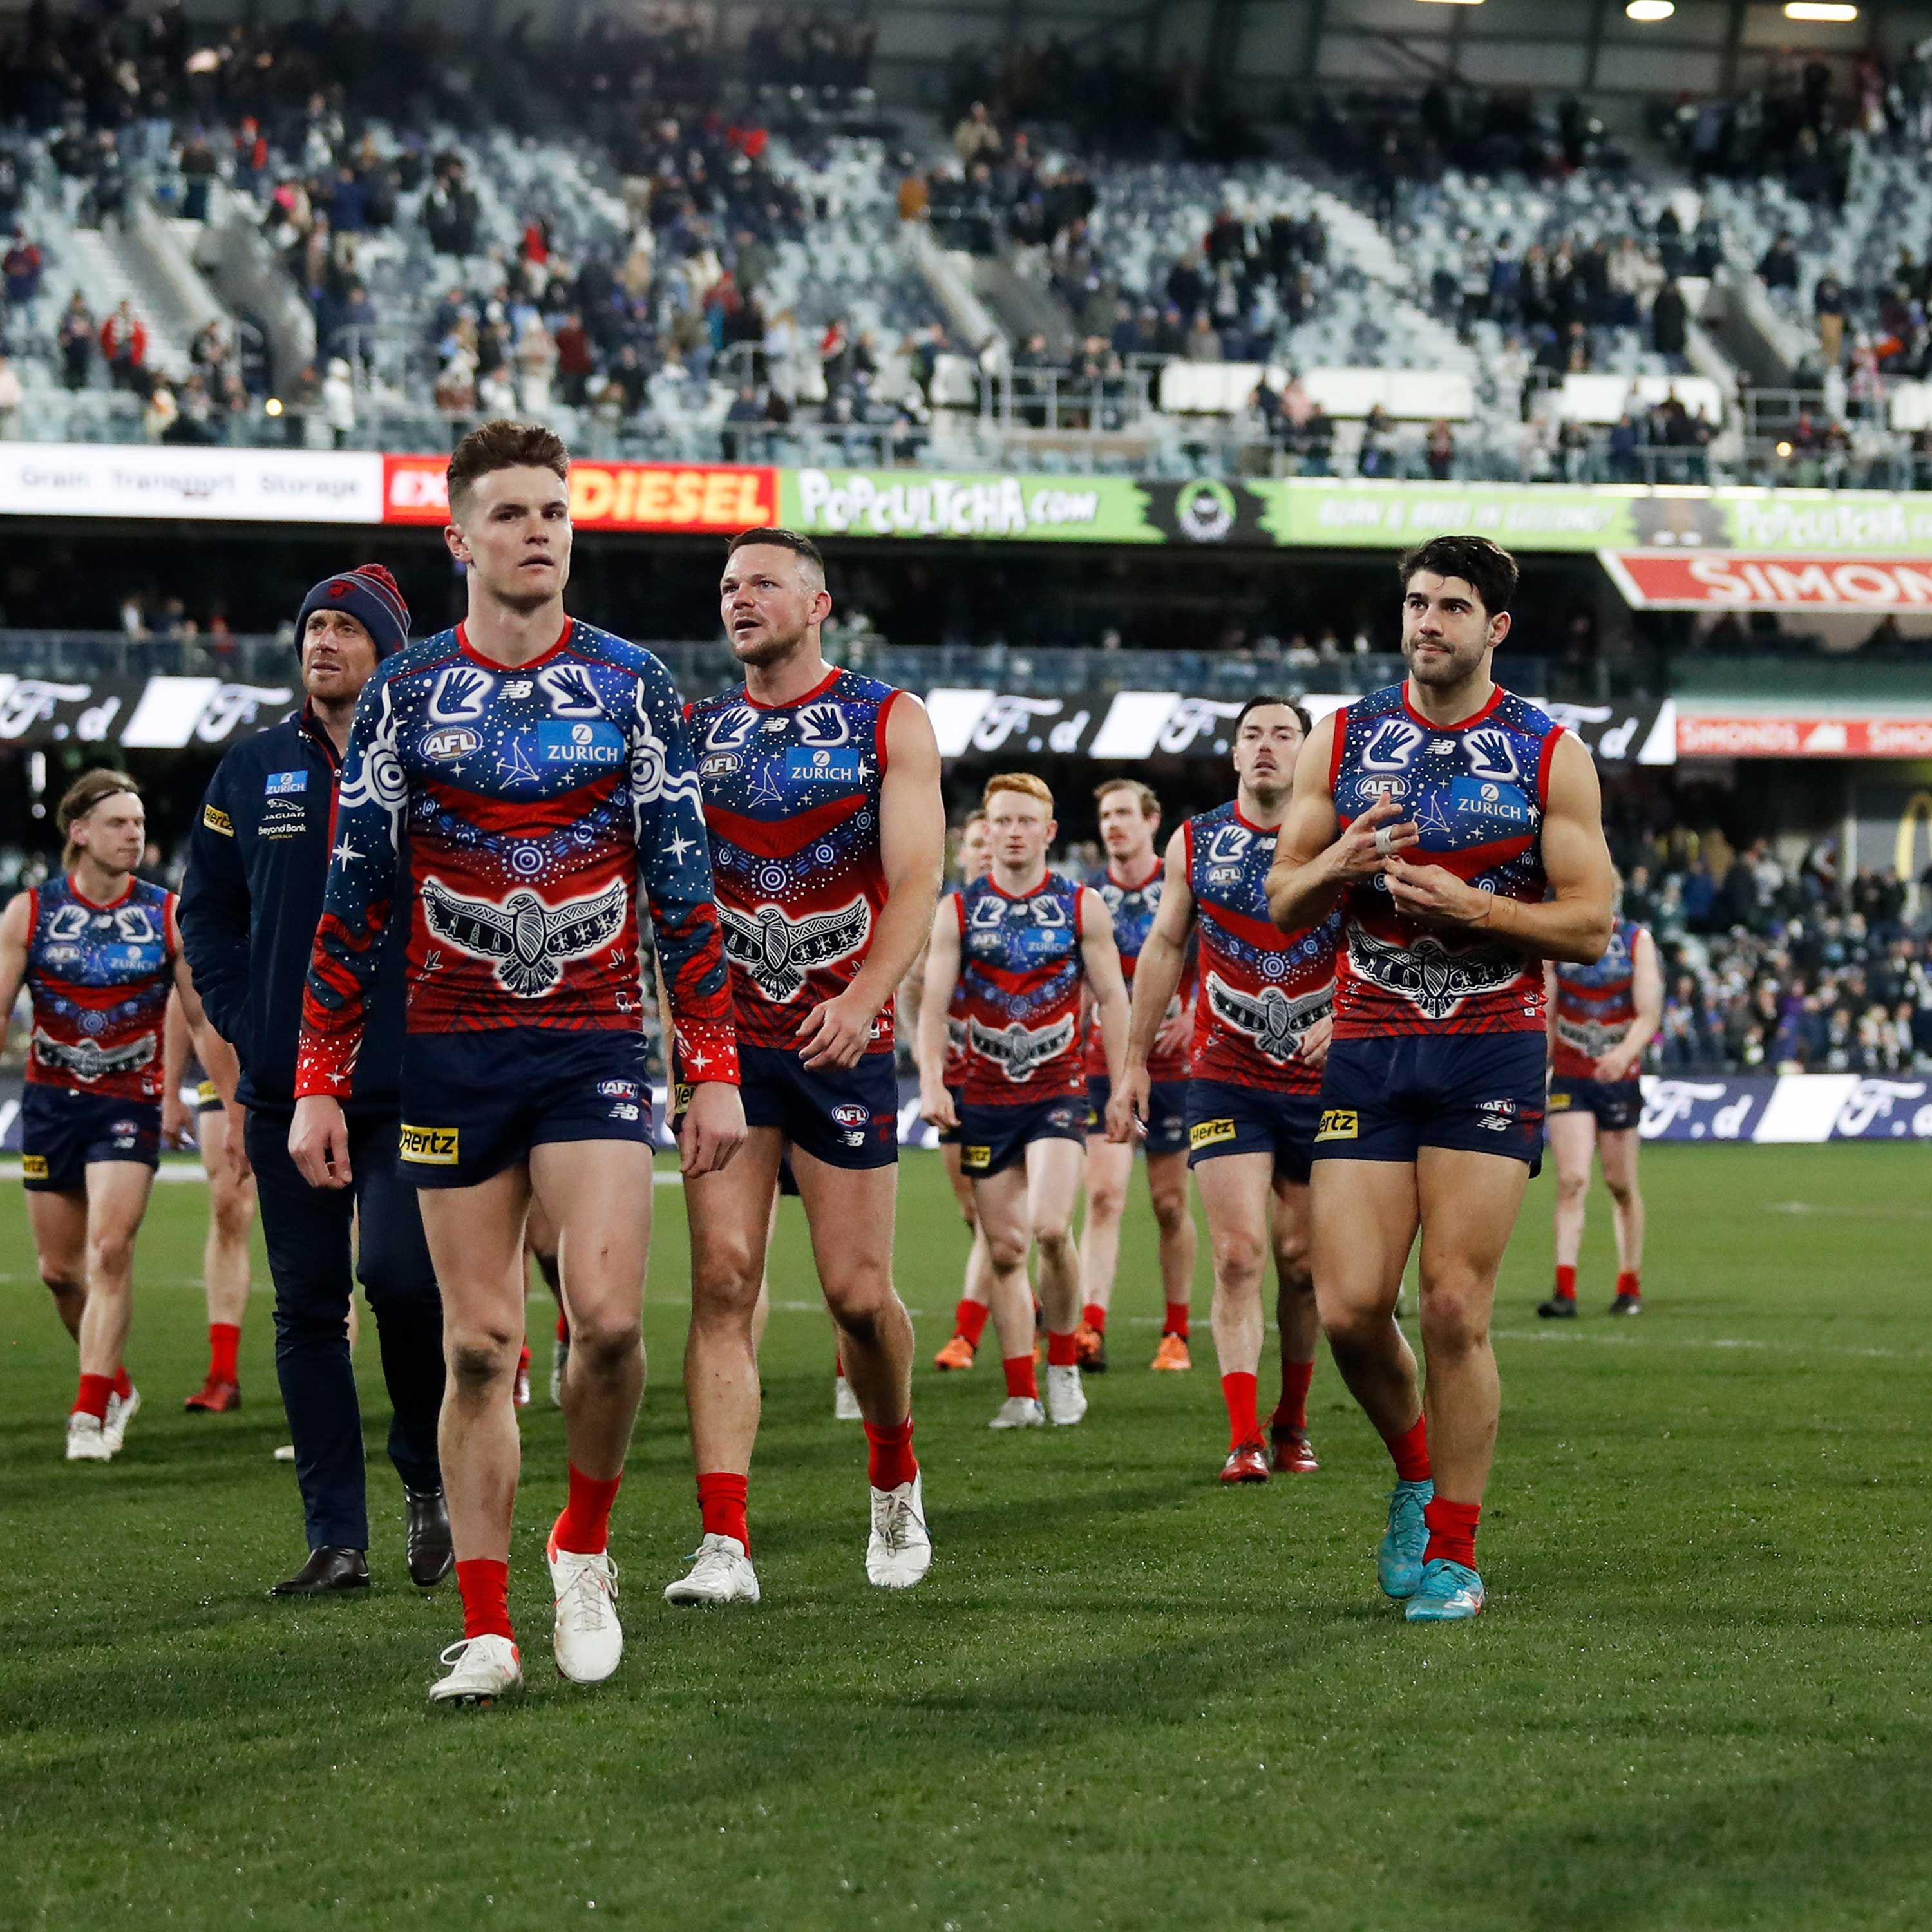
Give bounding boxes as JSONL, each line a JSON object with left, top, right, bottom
{"left": 1267, "top": 536, "right": 1613, "bottom": 1622}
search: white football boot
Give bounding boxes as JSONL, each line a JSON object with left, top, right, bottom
{"left": 547, "top": 1535, "right": 623, "bottom": 1683}
{"left": 988, "top": 1395, "right": 1045, "bottom": 1429}
{"left": 102, "top": 1385, "right": 140, "bottom": 1454}
{"left": 833, "top": 1375, "right": 862, "bottom": 1421}
{"left": 66, "top": 1413, "right": 113, "bottom": 1461}
{"left": 428, "top": 1635, "right": 523, "bottom": 1707}
{"left": 662, "top": 1534, "right": 761, "bottom": 1606}
{"left": 549, "top": 1336, "right": 569, "bottom": 1408}
{"left": 1045, "top": 1363, "right": 1088, "bottom": 1426}
{"left": 866, "top": 1473, "right": 932, "bottom": 1589}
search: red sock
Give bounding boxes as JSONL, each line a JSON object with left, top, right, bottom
{"left": 1081, "top": 1302, "right": 1108, "bottom": 1334}
{"left": 864, "top": 1416, "right": 918, "bottom": 1490}
{"left": 1617, "top": 1270, "right": 1640, "bottom": 1300}
{"left": 555, "top": 1309, "right": 570, "bottom": 1343}
{"left": 72, "top": 1373, "right": 113, "bottom": 1421}
{"left": 208, "top": 1322, "right": 241, "bottom": 1383}
{"left": 1221, "top": 1370, "right": 1260, "bottom": 1449}
{"left": 1384, "top": 1413, "right": 1432, "bottom": 1484}
{"left": 455, "top": 1557, "right": 513, "bottom": 1642}
{"left": 517, "top": 1343, "right": 531, "bottom": 1374}
{"left": 553, "top": 1463, "right": 623, "bottom": 1556}
{"left": 1003, "top": 1353, "right": 1038, "bottom": 1400}
{"left": 1422, "top": 1496, "right": 1481, "bottom": 1569}
{"left": 111, "top": 1365, "right": 133, "bottom": 1401}
{"left": 696, "top": 1471, "right": 750, "bottom": 1551}
{"left": 956, "top": 1299, "right": 990, "bottom": 1348}
{"left": 1554, "top": 1264, "right": 1577, "bottom": 1301}
{"left": 1046, "top": 1329, "right": 1080, "bottom": 1368}
{"left": 834, "top": 1350, "right": 845, "bottom": 1379}
{"left": 1271, "top": 1358, "right": 1314, "bottom": 1437}
{"left": 1164, "top": 1300, "right": 1190, "bottom": 1340}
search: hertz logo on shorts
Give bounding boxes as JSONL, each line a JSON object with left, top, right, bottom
{"left": 961, "top": 1145, "right": 992, "bottom": 1171}
{"left": 672, "top": 1082, "right": 693, "bottom": 1115}
{"left": 21, "top": 1153, "right": 48, "bottom": 1179}
{"left": 1548, "top": 1090, "right": 1573, "bottom": 1111}
{"left": 399, "top": 1124, "right": 460, "bottom": 1165}
{"left": 202, "top": 804, "right": 234, "bottom": 835}
{"left": 1315, "top": 1110, "right": 1358, "bottom": 1142}
{"left": 1189, "top": 1117, "right": 1236, "bottom": 1150}
{"left": 196, "top": 1081, "right": 219, "bottom": 1106}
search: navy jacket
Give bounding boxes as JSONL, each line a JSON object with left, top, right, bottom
{"left": 179, "top": 705, "right": 406, "bottom": 1115}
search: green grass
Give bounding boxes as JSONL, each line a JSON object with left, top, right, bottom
{"left": 3, "top": 1145, "right": 1929, "bottom": 1931}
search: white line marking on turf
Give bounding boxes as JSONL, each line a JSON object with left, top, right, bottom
{"left": 1492, "top": 1326, "right": 1923, "bottom": 1362}
{"left": 1767, "top": 1199, "right": 1932, "bottom": 1220}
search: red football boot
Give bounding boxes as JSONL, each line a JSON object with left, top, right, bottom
{"left": 1270, "top": 1428, "right": 1320, "bottom": 1475}
{"left": 184, "top": 1376, "right": 241, "bottom": 1414}
{"left": 1219, "top": 1439, "right": 1271, "bottom": 1484}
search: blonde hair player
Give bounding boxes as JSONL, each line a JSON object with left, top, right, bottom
{"left": 919, "top": 773, "right": 1132, "bottom": 1429}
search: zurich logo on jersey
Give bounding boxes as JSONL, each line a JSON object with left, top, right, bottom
{"left": 537, "top": 721, "right": 625, "bottom": 766}
{"left": 785, "top": 746, "right": 863, "bottom": 784}
{"left": 265, "top": 770, "right": 308, "bottom": 796}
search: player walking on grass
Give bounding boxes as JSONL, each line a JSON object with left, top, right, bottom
{"left": 290, "top": 422, "right": 744, "bottom": 1704}
{"left": 1268, "top": 536, "right": 1613, "bottom": 1622}
{"left": 670, "top": 527, "right": 943, "bottom": 1606}
{"left": 1078, "top": 779, "right": 1198, "bottom": 1375}
{"left": 0, "top": 770, "right": 225, "bottom": 1461}
{"left": 920, "top": 774, "right": 1132, "bottom": 1430}
{"left": 1540, "top": 882, "right": 1660, "bottom": 1319}
{"left": 185, "top": 564, "right": 453, "bottom": 1598}
{"left": 925, "top": 812, "right": 1001, "bottom": 1373}
{"left": 1110, "top": 701, "right": 1336, "bottom": 1484}
{"left": 163, "top": 999, "right": 254, "bottom": 1414}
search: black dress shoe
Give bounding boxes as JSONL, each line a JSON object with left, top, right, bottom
{"left": 405, "top": 1486, "right": 454, "bottom": 1588}
{"left": 269, "top": 1546, "right": 370, "bottom": 1596}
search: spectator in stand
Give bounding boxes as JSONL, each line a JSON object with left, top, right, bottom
{"left": 553, "top": 310, "right": 594, "bottom": 407}
{"left": 1814, "top": 274, "right": 1849, "bottom": 367}
{"left": 422, "top": 155, "right": 480, "bottom": 259}
{"left": 954, "top": 102, "right": 1002, "bottom": 169}
{"left": 1184, "top": 312, "right": 1224, "bottom": 363}
{"left": 58, "top": 290, "right": 95, "bottom": 389}
{"left": 1425, "top": 419, "right": 1455, "bottom": 482}
{"left": 1358, "top": 402, "right": 1394, "bottom": 478}
{"left": 321, "top": 357, "right": 357, "bottom": 448}
{"left": 100, "top": 298, "right": 148, "bottom": 392}
{"left": 178, "top": 128, "right": 219, "bottom": 222}
{"left": 1759, "top": 231, "right": 1801, "bottom": 296}
{"left": 4, "top": 232, "right": 44, "bottom": 330}
{"left": 142, "top": 382, "right": 178, "bottom": 442}
{"left": 1652, "top": 279, "right": 1689, "bottom": 372}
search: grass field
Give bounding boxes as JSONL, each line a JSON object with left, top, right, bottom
{"left": 2, "top": 1143, "right": 1927, "bottom": 1931}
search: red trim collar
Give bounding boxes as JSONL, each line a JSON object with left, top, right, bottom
{"left": 456, "top": 617, "right": 574, "bottom": 672}
{"left": 987, "top": 867, "right": 1053, "bottom": 900}
{"left": 1401, "top": 681, "right": 1504, "bottom": 732}
{"left": 68, "top": 871, "right": 136, "bottom": 911}
{"left": 744, "top": 664, "right": 841, "bottom": 712}
{"left": 1106, "top": 856, "right": 1162, "bottom": 892}
{"left": 1231, "top": 803, "right": 1285, "bottom": 837}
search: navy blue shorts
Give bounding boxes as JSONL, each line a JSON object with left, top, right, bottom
{"left": 1089, "top": 1075, "right": 1191, "bottom": 1159}
{"left": 959, "top": 1094, "right": 1088, "bottom": 1179}
{"left": 1184, "top": 1078, "right": 1323, "bottom": 1184}
{"left": 399, "top": 1027, "right": 655, "bottom": 1189}
{"left": 737, "top": 1043, "right": 898, "bottom": 1171}
{"left": 1314, "top": 1032, "right": 1546, "bottom": 1173}
{"left": 935, "top": 1084, "right": 967, "bottom": 1148}
{"left": 20, "top": 1086, "right": 161, "bottom": 1192}
{"left": 1548, "top": 1075, "right": 1642, "bottom": 1133}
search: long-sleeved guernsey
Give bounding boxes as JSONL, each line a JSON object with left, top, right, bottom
{"left": 293, "top": 616, "right": 737, "bottom": 1098}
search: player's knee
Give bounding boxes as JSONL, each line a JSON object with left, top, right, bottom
{"left": 39, "top": 1265, "right": 80, "bottom": 1302}
{"left": 1274, "top": 1242, "right": 1314, "bottom": 1296}
{"left": 1555, "top": 1168, "right": 1589, "bottom": 1205}
{"left": 85, "top": 1229, "right": 135, "bottom": 1282}
{"left": 822, "top": 1255, "right": 893, "bottom": 1323}
{"left": 1150, "top": 1186, "right": 1190, "bottom": 1234}
{"left": 1605, "top": 1178, "right": 1638, "bottom": 1209}
{"left": 447, "top": 1327, "right": 520, "bottom": 1390}
{"left": 1418, "top": 1287, "right": 1490, "bottom": 1356}
{"left": 569, "top": 1309, "right": 642, "bottom": 1376}
{"left": 985, "top": 1229, "right": 1030, "bottom": 1274}
{"left": 1034, "top": 1220, "right": 1075, "bottom": 1264}
{"left": 691, "top": 1243, "right": 762, "bottom": 1317}
{"left": 1320, "top": 1294, "right": 1387, "bottom": 1352}
{"left": 214, "top": 1197, "right": 255, "bottom": 1244}
{"left": 1086, "top": 1179, "right": 1127, "bottom": 1224}
{"left": 1210, "top": 1226, "right": 1265, "bottom": 1289}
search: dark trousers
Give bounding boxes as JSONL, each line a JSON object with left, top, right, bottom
{"left": 246, "top": 1108, "right": 445, "bottom": 1551}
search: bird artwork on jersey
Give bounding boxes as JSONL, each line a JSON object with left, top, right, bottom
{"left": 1328, "top": 688, "right": 1556, "bottom": 1036}
{"left": 952, "top": 872, "right": 1089, "bottom": 1104}
{"left": 685, "top": 670, "right": 900, "bottom": 1056}
{"left": 296, "top": 618, "right": 735, "bottom": 1090}
{"left": 24, "top": 876, "right": 175, "bottom": 1099}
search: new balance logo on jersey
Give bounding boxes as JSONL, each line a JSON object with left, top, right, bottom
{"left": 720, "top": 898, "right": 871, "bottom": 1002}
{"left": 1347, "top": 927, "right": 1520, "bottom": 1021}
{"left": 420, "top": 876, "right": 629, "bottom": 998}
{"left": 967, "top": 1013, "right": 1077, "bottom": 1083}
{"left": 1205, "top": 972, "right": 1332, "bottom": 1063}
{"left": 31, "top": 1028, "right": 158, "bottom": 1082}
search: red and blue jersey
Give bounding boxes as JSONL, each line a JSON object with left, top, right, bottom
{"left": 296, "top": 617, "right": 737, "bottom": 1098}
{"left": 1329, "top": 683, "right": 1560, "bottom": 1040}
{"left": 941, "top": 883, "right": 972, "bottom": 1088}
{"left": 1184, "top": 802, "right": 1337, "bottom": 1096}
{"left": 687, "top": 667, "right": 902, "bottom": 1056}
{"left": 1083, "top": 857, "right": 1190, "bottom": 1084}
{"left": 1553, "top": 918, "right": 1643, "bottom": 1077}
{"left": 955, "top": 871, "right": 1088, "bottom": 1105}
{"left": 24, "top": 874, "right": 176, "bottom": 1101}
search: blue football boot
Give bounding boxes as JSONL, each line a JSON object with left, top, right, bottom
{"left": 1404, "top": 1558, "right": 1486, "bottom": 1622}
{"left": 1377, "top": 1478, "right": 1433, "bottom": 1599}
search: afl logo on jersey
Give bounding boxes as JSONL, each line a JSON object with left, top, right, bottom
{"left": 422, "top": 726, "right": 481, "bottom": 762}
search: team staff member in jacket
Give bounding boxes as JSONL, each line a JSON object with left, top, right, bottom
{"left": 180, "top": 564, "right": 451, "bottom": 1598}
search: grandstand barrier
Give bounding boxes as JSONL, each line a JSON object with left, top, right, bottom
{"left": 9, "top": 444, "right": 1932, "bottom": 558}
{"left": 4, "top": 1075, "right": 1925, "bottom": 1153}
